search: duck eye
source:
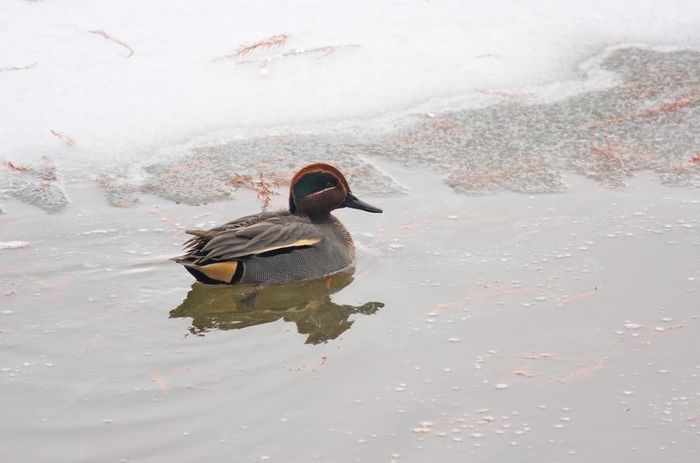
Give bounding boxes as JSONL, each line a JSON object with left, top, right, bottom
{"left": 325, "top": 181, "right": 334, "bottom": 188}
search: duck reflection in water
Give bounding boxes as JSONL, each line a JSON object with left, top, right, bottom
{"left": 170, "top": 269, "right": 383, "bottom": 344}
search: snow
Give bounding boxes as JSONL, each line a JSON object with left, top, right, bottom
{"left": 2, "top": 0, "right": 700, "bottom": 170}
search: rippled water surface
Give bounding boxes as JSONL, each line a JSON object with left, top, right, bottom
{"left": 1, "top": 165, "right": 699, "bottom": 462}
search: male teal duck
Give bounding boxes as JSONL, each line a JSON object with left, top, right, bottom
{"left": 174, "top": 163, "right": 382, "bottom": 285}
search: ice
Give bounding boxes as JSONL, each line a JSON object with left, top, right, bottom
{"left": 0, "top": 157, "right": 69, "bottom": 212}
{"left": 0, "top": 241, "right": 29, "bottom": 250}
{"left": 2, "top": 1, "right": 700, "bottom": 212}
{"left": 114, "top": 46, "right": 700, "bottom": 205}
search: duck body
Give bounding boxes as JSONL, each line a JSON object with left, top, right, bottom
{"left": 175, "top": 164, "right": 381, "bottom": 285}
{"left": 178, "top": 211, "right": 355, "bottom": 285}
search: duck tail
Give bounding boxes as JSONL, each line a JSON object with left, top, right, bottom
{"left": 177, "top": 260, "right": 242, "bottom": 285}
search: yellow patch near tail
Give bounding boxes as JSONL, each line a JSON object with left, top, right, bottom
{"left": 197, "top": 261, "right": 239, "bottom": 283}
{"left": 252, "top": 238, "right": 320, "bottom": 255}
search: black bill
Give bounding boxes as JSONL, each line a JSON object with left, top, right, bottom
{"left": 342, "top": 193, "right": 383, "bottom": 213}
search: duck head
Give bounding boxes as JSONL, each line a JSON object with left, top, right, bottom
{"left": 288, "top": 163, "right": 383, "bottom": 219}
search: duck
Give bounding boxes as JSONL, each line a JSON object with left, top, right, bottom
{"left": 174, "top": 163, "right": 382, "bottom": 285}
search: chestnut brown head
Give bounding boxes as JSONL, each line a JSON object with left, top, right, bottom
{"left": 288, "top": 163, "right": 382, "bottom": 219}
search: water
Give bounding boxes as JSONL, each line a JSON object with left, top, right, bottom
{"left": 1, "top": 171, "right": 698, "bottom": 462}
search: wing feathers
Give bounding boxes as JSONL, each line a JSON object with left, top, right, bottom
{"left": 177, "top": 211, "right": 321, "bottom": 265}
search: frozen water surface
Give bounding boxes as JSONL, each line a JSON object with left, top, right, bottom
{"left": 3, "top": 46, "right": 700, "bottom": 209}
{"left": 1, "top": 1, "right": 700, "bottom": 462}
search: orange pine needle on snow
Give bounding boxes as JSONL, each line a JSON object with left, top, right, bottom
{"left": 225, "top": 173, "right": 281, "bottom": 210}
{"left": 214, "top": 34, "right": 289, "bottom": 61}
{"left": 4, "top": 160, "right": 29, "bottom": 172}
{"left": 50, "top": 130, "right": 77, "bottom": 146}
{"left": 89, "top": 29, "right": 135, "bottom": 57}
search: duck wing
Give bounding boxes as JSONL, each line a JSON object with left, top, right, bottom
{"left": 176, "top": 212, "right": 322, "bottom": 265}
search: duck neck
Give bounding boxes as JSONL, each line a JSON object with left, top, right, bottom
{"left": 295, "top": 187, "right": 344, "bottom": 220}
{"left": 299, "top": 209, "right": 333, "bottom": 223}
